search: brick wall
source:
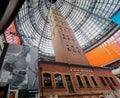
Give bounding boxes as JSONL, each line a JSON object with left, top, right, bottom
{"left": 38, "top": 61, "right": 120, "bottom": 98}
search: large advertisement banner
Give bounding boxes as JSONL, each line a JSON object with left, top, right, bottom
{"left": 4, "top": 21, "right": 21, "bottom": 45}
{"left": 0, "top": 44, "right": 38, "bottom": 90}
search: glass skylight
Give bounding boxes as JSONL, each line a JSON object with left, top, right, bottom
{"left": 15, "top": 0, "right": 120, "bottom": 58}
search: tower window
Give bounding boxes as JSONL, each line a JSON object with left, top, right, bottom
{"left": 62, "top": 34, "right": 66, "bottom": 39}
{"left": 59, "top": 16, "right": 61, "bottom": 19}
{"left": 64, "top": 29, "right": 66, "bottom": 32}
{"left": 67, "top": 35, "right": 70, "bottom": 40}
{"left": 83, "top": 76, "right": 91, "bottom": 88}
{"left": 76, "top": 47, "right": 81, "bottom": 53}
{"left": 76, "top": 76, "right": 84, "bottom": 88}
{"left": 71, "top": 36, "right": 74, "bottom": 41}
{"left": 66, "top": 45, "right": 71, "bottom": 51}
{"left": 91, "top": 76, "right": 98, "bottom": 87}
{"left": 43, "top": 73, "right": 52, "bottom": 87}
{"left": 67, "top": 48, "right": 70, "bottom": 51}
{"left": 99, "top": 77, "right": 107, "bottom": 86}
{"left": 72, "top": 39, "right": 75, "bottom": 41}
{"left": 73, "top": 49, "right": 76, "bottom": 52}
{"left": 61, "top": 22, "right": 63, "bottom": 25}
{"left": 78, "top": 50, "right": 81, "bottom": 53}
{"left": 60, "top": 27, "right": 62, "bottom": 31}
{"left": 55, "top": 15, "right": 57, "bottom": 19}
{"left": 69, "top": 30, "right": 71, "bottom": 33}
{"left": 54, "top": 74, "right": 64, "bottom": 87}
{"left": 71, "top": 46, "right": 76, "bottom": 52}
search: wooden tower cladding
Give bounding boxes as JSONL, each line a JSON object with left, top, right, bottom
{"left": 48, "top": 8, "right": 90, "bottom": 65}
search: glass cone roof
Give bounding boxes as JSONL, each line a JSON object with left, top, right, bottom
{"left": 15, "top": 0, "right": 120, "bottom": 59}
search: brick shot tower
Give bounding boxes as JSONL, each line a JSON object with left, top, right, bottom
{"left": 48, "top": 8, "right": 90, "bottom": 65}
{"left": 38, "top": 7, "right": 120, "bottom": 98}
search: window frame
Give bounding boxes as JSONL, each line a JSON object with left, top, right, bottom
{"left": 99, "top": 76, "right": 107, "bottom": 86}
{"left": 54, "top": 73, "right": 64, "bottom": 88}
{"left": 83, "top": 76, "right": 92, "bottom": 88}
{"left": 91, "top": 76, "right": 99, "bottom": 87}
{"left": 76, "top": 75, "right": 84, "bottom": 88}
{"left": 109, "top": 77, "right": 117, "bottom": 86}
{"left": 43, "top": 72, "right": 53, "bottom": 88}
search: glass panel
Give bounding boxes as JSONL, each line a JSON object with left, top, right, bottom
{"left": 15, "top": 0, "right": 120, "bottom": 58}
{"left": 43, "top": 73, "right": 52, "bottom": 87}
{"left": 18, "top": 90, "right": 36, "bottom": 98}
{"left": 54, "top": 74, "right": 64, "bottom": 87}
{"left": 65, "top": 75, "right": 75, "bottom": 93}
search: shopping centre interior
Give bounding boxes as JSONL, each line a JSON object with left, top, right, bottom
{"left": 0, "top": 0, "right": 120, "bottom": 98}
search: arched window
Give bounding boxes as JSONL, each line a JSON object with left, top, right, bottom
{"left": 76, "top": 75, "right": 84, "bottom": 88}
{"left": 54, "top": 74, "right": 64, "bottom": 87}
{"left": 110, "top": 77, "right": 117, "bottom": 86}
{"left": 99, "top": 77, "right": 107, "bottom": 86}
{"left": 43, "top": 73, "right": 52, "bottom": 87}
{"left": 91, "top": 76, "right": 98, "bottom": 87}
{"left": 83, "top": 76, "right": 91, "bottom": 88}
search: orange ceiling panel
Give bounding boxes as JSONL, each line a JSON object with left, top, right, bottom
{"left": 85, "top": 29, "right": 120, "bottom": 66}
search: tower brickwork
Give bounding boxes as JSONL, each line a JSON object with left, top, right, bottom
{"left": 48, "top": 8, "right": 90, "bottom": 65}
